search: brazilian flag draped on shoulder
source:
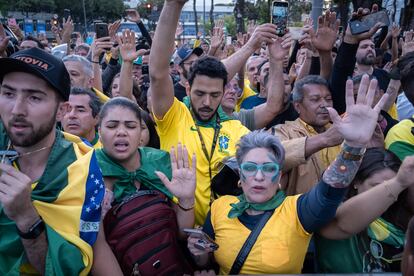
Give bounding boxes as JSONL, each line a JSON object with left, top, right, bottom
{"left": 0, "top": 122, "right": 104, "bottom": 275}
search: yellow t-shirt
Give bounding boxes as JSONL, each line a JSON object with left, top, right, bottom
{"left": 210, "top": 195, "right": 311, "bottom": 274}
{"left": 154, "top": 98, "right": 250, "bottom": 225}
{"left": 235, "top": 79, "right": 257, "bottom": 112}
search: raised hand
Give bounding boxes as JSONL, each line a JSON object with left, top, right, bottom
{"left": 117, "top": 30, "right": 141, "bottom": 62}
{"left": 390, "top": 23, "right": 401, "bottom": 39}
{"left": 61, "top": 16, "right": 74, "bottom": 42}
{"left": 344, "top": 4, "right": 383, "bottom": 44}
{"left": 401, "top": 30, "right": 414, "bottom": 56}
{"left": 210, "top": 25, "right": 224, "bottom": 50}
{"left": 125, "top": 9, "right": 141, "bottom": 23}
{"left": 155, "top": 143, "right": 196, "bottom": 204}
{"left": 108, "top": 20, "right": 121, "bottom": 41}
{"left": 268, "top": 32, "right": 292, "bottom": 60}
{"left": 91, "top": 36, "right": 113, "bottom": 62}
{"left": 327, "top": 74, "right": 388, "bottom": 147}
{"left": 246, "top": 23, "right": 278, "bottom": 50}
{"left": 0, "top": 24, "right": 10, "bottom": 57}
{"left": 311, "top": 10, "right": 340, "bottom": 52}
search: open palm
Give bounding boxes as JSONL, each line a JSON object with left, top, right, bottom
{"left": 268, "top": 32, "right": 292, "bottom": 60}
{"left": 327, "top": 75, "right": 388, "bottom": 147}
{"left": 311, "top": 10, "right": 339, "bottom": 52}
{"left": 156, "top": 144, "right": 196, "bottom": 201}
{"left": 118, "top": 30, "right": 140, "bottom": 62}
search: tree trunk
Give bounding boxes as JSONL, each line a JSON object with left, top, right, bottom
{"left": 194, "top": 0, "right": 199, "bottom": 35}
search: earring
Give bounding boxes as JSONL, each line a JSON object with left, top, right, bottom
{"left": 237, "top": 180, "right": 241, "bottom": 188}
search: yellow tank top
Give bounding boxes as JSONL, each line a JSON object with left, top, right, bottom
{"left": 210, "top": 195, "right": 311, "bottom": 274}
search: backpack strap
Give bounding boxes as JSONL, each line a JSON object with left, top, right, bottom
{"left": 229, "top": 210, "right": 274, "bottom": 274}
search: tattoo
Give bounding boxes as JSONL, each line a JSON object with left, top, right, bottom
{"left": 322, "top": 148, "right": 363, "bottom": 188}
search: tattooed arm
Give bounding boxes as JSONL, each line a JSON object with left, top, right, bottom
{"left": 322, "top": 143, "right": 365, "bottom": 188}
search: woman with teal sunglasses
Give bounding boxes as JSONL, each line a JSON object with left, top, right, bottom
{"left": 187, "top": 75, "right": 389, "bottom": 274}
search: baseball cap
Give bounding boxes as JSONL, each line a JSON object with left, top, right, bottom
{"left": 173, "top": 46, "right": 203, "bottom": 65}
{"left": 0, "top": 47, "right": 71, "bottom": 101}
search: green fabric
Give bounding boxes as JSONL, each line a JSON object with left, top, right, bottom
{"left": 183, "top": 96, "right": 232, "bottom": 128}
{"left": 368, "top": 217, "right": 405, "bottom": 248}
{"left": 388, "top": 140, "right": 414, "bottom": 161}
{"left": 90, "top": 132, "right": 100, "bottom": 146}
{"left": 228, "top": 191, "right": 286, "bottom": 218}
{"left": 315, "top": 234, "right": 363, "bottom": 273}
{"left": 96, "top": 147, "right": 173, "bottom": 202}
{"left": 0, "top": 122, "right": 74, "bottom": 203}
{"left": 0, "top": 207, "right": 85, "bottom": 275}
{"left": 0, "top": 122, "right": 89, "bottom": 275}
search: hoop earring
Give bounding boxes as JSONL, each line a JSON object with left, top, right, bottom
{"left": 237, "top": 180, "right": 242, "bottom": 188}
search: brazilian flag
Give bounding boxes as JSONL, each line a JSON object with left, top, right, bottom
{"left": 0, "top": 123, "right": 104, "bottom": 275}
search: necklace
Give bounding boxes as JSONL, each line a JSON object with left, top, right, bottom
{"left": 0, "top": 141, "right": 52, "bottom": 164}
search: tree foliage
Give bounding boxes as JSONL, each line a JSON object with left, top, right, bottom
{"left": 1, "top": 0, "right": 125, "bottom": 23}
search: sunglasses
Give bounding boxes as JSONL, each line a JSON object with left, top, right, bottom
{"left": 240, "top": 162, "right": 280, "bottom": 178}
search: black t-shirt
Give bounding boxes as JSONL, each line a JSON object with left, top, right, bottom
{"left": 265, "top": 102, "right": 299, "bottom": 129}
{"left": 174, "top": 82, "right": 187, "bottom": 102}
{"left": 373, "top": 68, "right": 390, "bottom": 92}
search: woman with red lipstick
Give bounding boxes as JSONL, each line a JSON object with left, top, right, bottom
{"left": 187, "top": 76, "right": 389, "bottom": 274}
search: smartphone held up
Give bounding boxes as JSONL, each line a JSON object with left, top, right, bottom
{"left": 271, "top": 0, "right": 289, "bottom": 37}
{"left": 349, "top": 10, "right": 390, "bottom": 35}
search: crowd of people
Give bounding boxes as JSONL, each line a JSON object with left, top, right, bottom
{"left": 1, "top": 0, "right": 414, "bottom": 275}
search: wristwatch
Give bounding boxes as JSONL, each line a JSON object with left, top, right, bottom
{"left": 16, "top": 217, "right": 45, "bottom": 239}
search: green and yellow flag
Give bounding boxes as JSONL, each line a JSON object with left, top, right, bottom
{"left": 0, "top": 123, "right": 104, "bottom": 275}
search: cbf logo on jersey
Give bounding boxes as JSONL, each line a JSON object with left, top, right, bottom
{"left": 218, "top": 134, "right": 230, "bottom": 154}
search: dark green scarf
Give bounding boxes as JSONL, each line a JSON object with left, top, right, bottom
{"left": 96, "top": 147, "right": 173, "bottom": 202}
{"left": 183, "top": 96, "right": 232, "bottom": 128}
{"left": 228, "top": 191, "right": 287, "bottom": 218}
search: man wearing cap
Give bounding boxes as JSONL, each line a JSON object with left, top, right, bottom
{"left": 150, "top": 0, "right": 280, "bottom": 225}
{"left": 0, "top": 48, "right": 104, "bottom": 274}
{"left": 173, "top": 45, "right": 203, "bottom": 101}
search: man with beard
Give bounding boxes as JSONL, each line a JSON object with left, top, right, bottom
{"left": 0, "top": 48, "right": 103, "bottom": 274}
{"left": 173, "top": 45, "right": 203, "bottom": 101}
{"left": 354, "top": 39, "right": 390, "bottom": 92}
{"left": 150, "top": 0, "right": 281, "bottom": 225}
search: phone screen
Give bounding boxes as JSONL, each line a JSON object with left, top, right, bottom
{"left": 272, "top": 1, "right": 289, "bottom": 36}
{"left": 95, "top": 23, "right": 109, "bottom": 39}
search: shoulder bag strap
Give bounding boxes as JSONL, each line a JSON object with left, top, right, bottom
{"left": 229, "top": 210, "right": 274, "bottom": 274}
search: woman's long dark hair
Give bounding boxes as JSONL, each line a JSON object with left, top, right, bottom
{"left": 140, "top": 110, "right": 160, "bottom": 149}
{"left": 348, "top": 148, "right": 401, "bottom": 198}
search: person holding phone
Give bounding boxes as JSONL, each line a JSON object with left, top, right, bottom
{"left": 187, "top": 76, "right": 389, "bottom": 274}
{"left": 125, "top": 9, "right": 152, "bottom": 46}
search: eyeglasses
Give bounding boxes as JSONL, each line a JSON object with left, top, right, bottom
{"left": 240, "top": 162, "right": 280, "bottom": 178}
{"left": 0, "top": 150, "right": 18, "bottom": 165}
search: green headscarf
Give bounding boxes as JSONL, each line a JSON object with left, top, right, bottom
{"left": 96, "top": 147, "right": 174, "bottom": 203}
{"left": 228, "top": 191, "right": 287, "bottom": 218}
{"left": 182, "top": 96, "right": 232, "bottom": 128}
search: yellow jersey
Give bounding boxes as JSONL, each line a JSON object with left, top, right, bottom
{"left": 210, "top": 195, "right": 311, "bottom": 274}
{"left": 235, "top": 79, "right": 257, "bottom": 112}
{"left": 154, "top": 98, "right": 250, "bottom": 225}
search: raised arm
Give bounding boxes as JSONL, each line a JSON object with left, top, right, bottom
{"left": 91, "top": 37, "right": 113, "bottom": 92}
{"left": 222, "top": 24, "right": 278, "bottom": 81}
{"left": 330, "top": 6, "right": 382, "bottom": 114}
{"left": 319, "top": 156, "right": 414, "bottom": 240}
{"left": 311, "top": 10, "right": 339, "bottom": 80}
{"left": 149, "top": 0, "right": 186, "bottom": 119}
{"left": 297, "top": 74, "right": 389, "bottom": 233}
{"left": 253, "top": 32, "right": 292, "bottom": 129}
{"left": 117, "top": 30, "right": 144, "bottom": 102}
{"left": 390, "top": 24, "right": 401, "bottom": 62}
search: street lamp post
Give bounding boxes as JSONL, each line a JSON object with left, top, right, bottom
{"left": 82, "top": 0, "right": 87, "bottom": 33}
